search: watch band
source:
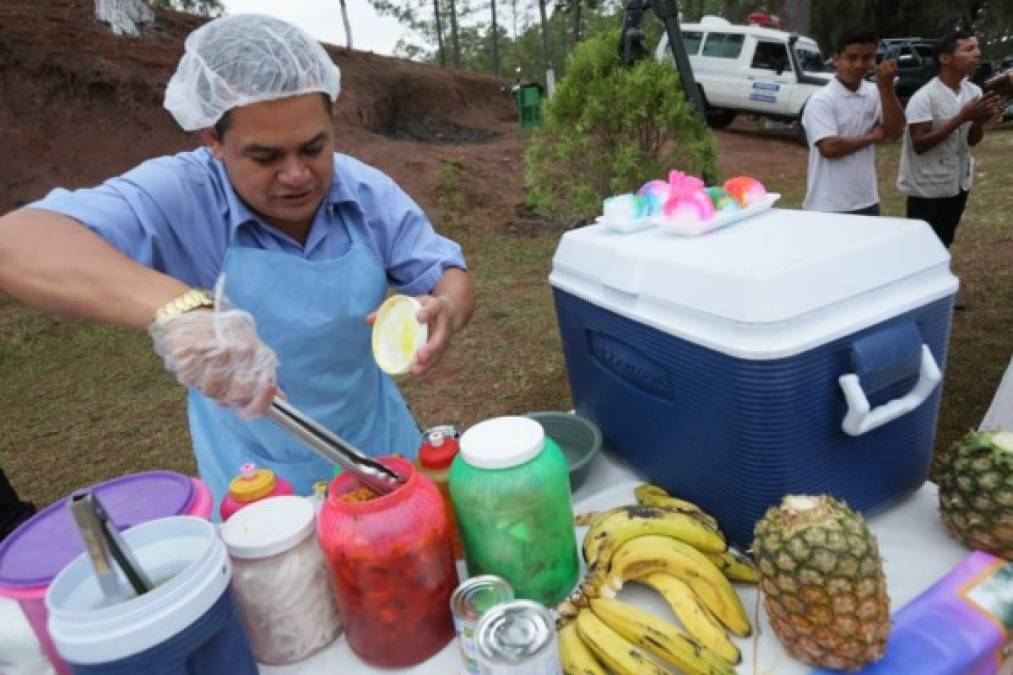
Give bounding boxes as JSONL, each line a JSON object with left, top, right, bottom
{"left": 151, "top": 288, "right": 215, "bottom": 325}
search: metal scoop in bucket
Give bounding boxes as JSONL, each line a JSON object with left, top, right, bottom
{"left": 266, "top": 397, "right": 405, "bottom": 495}
{"left": 68, "top": 492, "right": 153, "bottom": 600}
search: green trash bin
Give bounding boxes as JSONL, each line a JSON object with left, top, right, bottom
{"left": 517, "top": 83, "right": 543, "bottom": 130}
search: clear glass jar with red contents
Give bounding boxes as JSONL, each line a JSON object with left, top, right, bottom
{"left": 316, "top": 456, "right": 458, "bottom": 667}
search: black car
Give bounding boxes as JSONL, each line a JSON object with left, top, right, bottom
{"left": 881, "top": 40, "right": 938, "bottom": 103}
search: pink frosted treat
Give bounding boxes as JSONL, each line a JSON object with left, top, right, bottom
{"left": 667, "top": 170, "right": 705, "bottom": 196}
{"left": 637, "top": 179, "right": 670, "bottom": 215}
{"left": 723, "top": 176, "right": 767, "bottom": 207}
{"left": 659, "top": 188, "right": 716, "bottom": 228}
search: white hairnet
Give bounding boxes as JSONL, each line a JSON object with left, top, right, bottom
{"left": 164, "top": 14, "right": 341, "bottom": 131}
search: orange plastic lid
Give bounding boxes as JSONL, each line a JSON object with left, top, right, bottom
{"left": 228, "top": 463, "right": 277, "bottom": 503}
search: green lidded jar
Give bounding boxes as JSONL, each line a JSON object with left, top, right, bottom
{"left": 449, "top": 416, "right": 579, "bottom": 606}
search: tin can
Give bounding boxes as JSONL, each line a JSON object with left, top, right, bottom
{"left": 451, "top": 575, "right": 515, "bottom": 674}
{"left": 474, "top": 600, "right": 561, "bottom": 675}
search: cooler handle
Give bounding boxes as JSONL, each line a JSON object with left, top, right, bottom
{"left": 839, "top": 345, "right": 941, "bottom": 436}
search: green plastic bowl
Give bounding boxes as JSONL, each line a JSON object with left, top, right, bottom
{"left": 526, "top": 412, "right": 603, "bottom": 491}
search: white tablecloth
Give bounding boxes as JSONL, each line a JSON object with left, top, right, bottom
{"left": 0, "top": 451, "right": 972, "bottom": 675}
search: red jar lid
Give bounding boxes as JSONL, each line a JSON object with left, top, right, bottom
{"left": 419, "top": 432, "right": 459, "bottom": 469}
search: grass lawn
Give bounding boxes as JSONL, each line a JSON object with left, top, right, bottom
{"left": 2, "top": 126, "right": 1011, "bottom": 507}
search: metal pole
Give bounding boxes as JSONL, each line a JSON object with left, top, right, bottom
{"left": 652, "top": 0, "right": 708, "bottom": 118}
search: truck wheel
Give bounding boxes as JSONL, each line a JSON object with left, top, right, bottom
{"left": 706, "top": 109, "right": 737, "bottom": 129}
{"left": 795, "top": 103, "right": 809, "bottom": 146}
{"left": 795, "top": 118, "right": 808, "bottom": 145}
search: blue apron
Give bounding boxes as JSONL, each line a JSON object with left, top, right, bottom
{"left": 187, "top": 216, "right": 422, "bottom": 512}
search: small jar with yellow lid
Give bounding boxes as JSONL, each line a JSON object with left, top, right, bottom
{"left": 219, "top": 462, "right": 295, "bottom": 521}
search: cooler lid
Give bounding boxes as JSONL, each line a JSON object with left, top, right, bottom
{"left": 0, "top": 471, "right": 194, "bottom": 589}
{"left": 550, "top": 209, "right": 958, "bottom": 359}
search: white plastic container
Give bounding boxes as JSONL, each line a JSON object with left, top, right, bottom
{"left": 220, "top": 496, "right": 341, "bottom": 665}
{"left": 550, "top": 208, "right": 959, "bottom": 546}
{"left": 45, "top": 516, "right": 257, "bottom": 674}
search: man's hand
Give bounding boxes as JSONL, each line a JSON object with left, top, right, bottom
{"left": 365, "top": 294, "right": 456, "bottom": 376}
{"left": 149, "top": 308, "right": 279, "bottom": 418}
{"left": 410, "top": 294, "right": 456, "bottom": 376}
{"left": 869, "top": 124, "right": 887, "bottom": 143}
{"left": 875, "top": 59, "right": 899, "bottom": 89}
{"left": 960, "top": 92, "right": 1001, "bottom": 124}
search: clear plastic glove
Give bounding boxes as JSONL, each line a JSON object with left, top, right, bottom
{"left": 149, "top": 308, "right": 278, "bottom": 418}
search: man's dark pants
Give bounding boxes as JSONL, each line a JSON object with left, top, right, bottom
{"left": 843, "top": 203, "right": 881, "bottom": 216}
{"left": 906, "top": 190, "right": 970, "bottom": 248}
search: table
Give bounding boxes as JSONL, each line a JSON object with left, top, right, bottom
{"left": 0, "top": 451, "right": 973, "bottom": 674}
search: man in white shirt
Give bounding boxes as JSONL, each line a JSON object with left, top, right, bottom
{"left": 897, "top": 30, "right": 1000, "bottom": 248}
{"left": 802, "top": 28, "right": 905, "bottom": 215}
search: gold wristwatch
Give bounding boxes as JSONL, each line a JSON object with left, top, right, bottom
{"left": 151, "top": 288, "right": 215, "bottom": 326}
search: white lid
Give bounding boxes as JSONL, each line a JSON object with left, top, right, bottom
{"left": 220, "top": 496, "right": 316, "bottom": 559}
{"left": 550, "top": 209, "right": 958, "bottom": 360}
{"left": 459, "top": 417, "right": 545, "bottom": 469}
{"left": 372, "top": 294, "right": 427, "bottom": 375}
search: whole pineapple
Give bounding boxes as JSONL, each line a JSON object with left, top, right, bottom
{"left": 938, "top": 430, "right": 1013, "bottom": 559}
{"left": 752, "top": 495, "right": 889, "bottom": 671}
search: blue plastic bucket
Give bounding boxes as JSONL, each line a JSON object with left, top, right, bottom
{"left": 44, "top": 516, "right": 257, "bottom": 674}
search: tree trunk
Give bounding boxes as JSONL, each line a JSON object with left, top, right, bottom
{"left": 572, "top": 0, "right": 582, "bottom": 46}
{"left": 537, "top": 0, "right": 554, "bottom": 72}
{"left": 491, "top": 0, "right": 500, "bottom": 76}
{"left": 94, "top": 0, "right": 154, "bottom": 37}
{"left": 780, "top": 0, "right": 811, "bottom": 35}
{"left": 722, "top": 0, "right": 740, "bottom": 23}
{"left": 433, "top": 0, "right": 446, "bottom": 66}
{"left": 448, "top": 0, "right": 461, "bottom": 67}
{"left": 339, "top": 0, "right": 353, "bottom": 49}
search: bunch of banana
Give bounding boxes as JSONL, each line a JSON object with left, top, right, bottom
{"left": 557, "top": 484, "right": 757, "bottom": 674}
{"left": 560, "top": 600, "right": 737, "bottom": 675}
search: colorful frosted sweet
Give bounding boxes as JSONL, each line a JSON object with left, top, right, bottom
{"left": 602, "top": 193, "right": 649, "bottom": 222}
{"left": 637, "top": 179, "right": 670, "bottom": 215}
{"left": 658, "top": 188, "right": 716, "bottom": 227}
{"left": 667, "top": 170, "right": 705, "bottom": 196}
{"left": 723, "top": 176, "right": 767, "bottom": 207}
{"left": 706, "top": 187, "right": 741, "bottom": 212}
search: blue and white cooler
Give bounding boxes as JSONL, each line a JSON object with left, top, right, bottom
{"left": 550, "top": 208, "right": 958, "bottom": 546}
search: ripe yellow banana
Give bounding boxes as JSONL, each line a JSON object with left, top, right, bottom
{"left": 704, "top": 549, "right": 759, "bottom": 583}
{"left": 584, "top": 505, "right": 726, "bottom": 568}
{"left": 583, "top": 504, "right": 725, "bottom": 563}
{"left": 634, "top": 484, "right": 719, "bottom": 530}
{"left": 605, "top": 535, "right": 752, "bottom": 637}
{"left": 589, "top": 598, "right": 737, "bottom": 675}
{"left": 635, "top": 572, "right": 741, "bottom": 664}
{"left": 558, "top": 621, "right": 606, "bottom": 675}
{"left": 575, "top": 609, "right": 669, "bottom": 675}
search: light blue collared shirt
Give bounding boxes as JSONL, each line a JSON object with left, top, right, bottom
{"left": 29, "top": 148, "right": 465, "bottom": 294}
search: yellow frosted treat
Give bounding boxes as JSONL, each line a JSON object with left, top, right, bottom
{"left": 371, "top": 295, "right": 427, "bottom": 375}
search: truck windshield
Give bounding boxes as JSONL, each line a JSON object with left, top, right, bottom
{"left": 795, "top": 46, "right": 829, "bottom": 72}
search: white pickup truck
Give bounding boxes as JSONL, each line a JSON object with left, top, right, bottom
{"left": 656, "top": 16, "right": 832, "bottom": 134}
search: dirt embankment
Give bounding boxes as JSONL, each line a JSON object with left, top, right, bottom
{"left": 0, "top": 0, "right": 525, "bottom": 230}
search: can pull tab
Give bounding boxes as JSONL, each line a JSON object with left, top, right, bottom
{"left": 68, "top": 492, "right": 153, "bottom": 599}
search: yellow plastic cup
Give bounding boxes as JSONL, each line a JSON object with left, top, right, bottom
{"left": 371, "top": 295, "right": 427, "bottom": 375}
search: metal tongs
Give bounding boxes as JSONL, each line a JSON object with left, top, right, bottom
{"left": 68, "top": 492, "right": 153, "bottom": 599}
{"left": 267, "top": 397, "right": 405, "bottom": 495}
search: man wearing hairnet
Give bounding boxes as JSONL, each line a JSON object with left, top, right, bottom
{"left": 0, "top": 15, "right": 475, "bottom": 507}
